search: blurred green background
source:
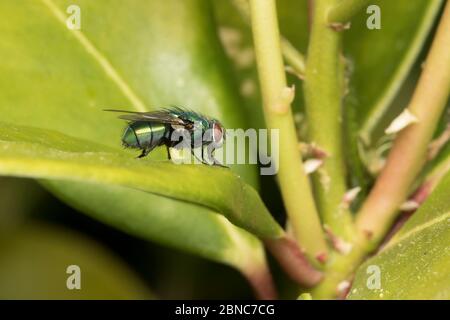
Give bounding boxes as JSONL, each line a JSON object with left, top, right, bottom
{"left": 0, "top": 176, "right": 263, "bottom": 299}
{"left": 0, "top": 0, "right": 446, "bottom": 299}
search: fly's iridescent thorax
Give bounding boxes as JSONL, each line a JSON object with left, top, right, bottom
{"left": 171, "top": 110, "right": 209, "bottom": 128}
{"left": 171, "top": 109, "right": 212, "bottom": 146}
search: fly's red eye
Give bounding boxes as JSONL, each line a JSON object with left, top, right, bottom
{"left": 213, "top": 122, "right": 223, "bottom": 143}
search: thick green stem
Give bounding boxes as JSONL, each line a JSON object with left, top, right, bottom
{"left": 265, "top": 236, "right": 323, "bottom": 287}
{"left": 327, "top": 0, "right": 371, "bottom": 23}
{"left": 356, "top": 1, "right": 450, "bottom": 246}
{"left": 249, "top": 0, "right": 328, "bottom": 260}
{"left": 281, "top": 39, "right": 306, "bottom": 78}
{"left": 231, "top": 0, "right": 306, "bottom": 77}
{"left": 310, "top": 2, "right": 450, "bottom": 298}
{"left": 310, "top": 238, "right": 367, "bottom": 299}
{"left": 304, "top": 0, "right": 354, "bottom": 242}
{"left": 241, "top": 260, "right": 278, "bottom": 300}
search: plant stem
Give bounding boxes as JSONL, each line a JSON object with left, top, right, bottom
{"left": 327, "top": 0, "right": 371, "bottom": 23}
{"left": 310, "top": 3, "right": 450, "bottom": 298}
{"left": 309, "top": 238, "right": 366, "bottom": 299}
{"left": 303, "top": 0, "right": 354, "bottom": 241}
{"left": 249, "top": 0, "right": 328, "bottom": 260}
{"left": 231, "top": 0, "right": 306, "bottom": 78}
{"left": 281, "top": 38, "right": 306, "bottom": 78}
{"left": 265, "top": 236, "right": 323, "bottom": 287}
{"left": 242, "top": 261, "right": 278, "bottom": 300}
{"left": 356, "top": 1, "right": 450, "bottom": 247}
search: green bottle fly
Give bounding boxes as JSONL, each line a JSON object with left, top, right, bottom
{"left": 106, "top": 107, "right": 226, "bottom": 166}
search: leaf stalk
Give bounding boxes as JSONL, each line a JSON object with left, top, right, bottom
{"left": 249, "top": 0, "right": 328, "bottom": 261}
{"left": 327, "top": 0, "right": 371, "bottom": 24}
{"left": 303, "top": 0, "right": 354, "bottom": 241}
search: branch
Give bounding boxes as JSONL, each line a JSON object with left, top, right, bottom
{"left": 231, "top": 0, "right": 306, "bottom": 78}
{"left": 242, "top": 260, "right": 278, "bottom": 300}
{"left": 356, "top": 1, "right": 450, "bottom": 246}
{"left": 309, "top": 245, "right": 365, "bottom": 299}
{"left": 303, "top": 0, "right": 354, "bottom": 241}
{"left": 249, "top": 0, "right": 328, "bottom": 260}
{"left": 308, "top": 1, "right": 450, "bottom": 300}
{"left": 281, "top": 38, "right": 306, "bottom": 78}
{"left": 265, "top": 236, "right": 323, "bottom": 287}
{"left": 327, "top": 0, "right": 371, "bottom": 24}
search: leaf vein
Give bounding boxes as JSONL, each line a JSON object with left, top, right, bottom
{"left": 41, "top": 0, "right": 147, "bottom": 112}
{"left": 384, "top": 211, "right": 450, "bottom": 251}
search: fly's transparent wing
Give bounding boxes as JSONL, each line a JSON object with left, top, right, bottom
{"left": 104, "top": 109, "right": 187, "bottom": 126}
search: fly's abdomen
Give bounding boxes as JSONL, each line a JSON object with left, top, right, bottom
{"left": 122, "top": 121, "right": 168, "bottom": 150}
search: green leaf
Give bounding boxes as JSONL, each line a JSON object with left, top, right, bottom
{"left": 0, "top": 223, "right": 151, "bottom": 299}
{"left": 0, "top": 0, "right": 269, "bottom": 279}
{"left": 0, "top": 0, "right": 256, "bottom": 183}
{"left": 0, "top": 122, "right": 282, "bottom": 276}
{"left": 348, "top": 172, "right": 450, "bottom": 299}
{"left": 0, "top": 122, "right": 283, "bottom": 238}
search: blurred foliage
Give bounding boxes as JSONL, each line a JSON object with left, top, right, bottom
{"left": 0, "top": 223, "right": 151, "bottom": 299}
{"left": 0, "top": 0, "right": 448, "bottom": 299}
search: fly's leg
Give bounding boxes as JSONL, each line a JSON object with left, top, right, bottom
{"left": 200, "top": 146, "right": 204, "bottom": 163}
{"left": 191, "top": 149, "right": 209, "bottom": 165}
{"left": 166, "top": 146, "right": 172, "bottom": 160}
{"left": 137, "top": 145, "right": 156, "bottom": 159}
{"left": 206, "top": 144, "right": 228, "bottom": 168}
{"left": 137, "top": 148, "right": 150, "bottom": 158}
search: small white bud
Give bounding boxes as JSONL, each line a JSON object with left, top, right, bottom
{"left": 400, "top": 200, "right": 420, "bottom": 211}
{"left": 304, "top": 159, "right": 323, "bottom": 174}
{"left": 385, "top": 109, "right": 418, "bottom": 135}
